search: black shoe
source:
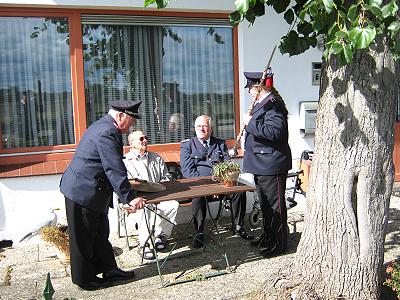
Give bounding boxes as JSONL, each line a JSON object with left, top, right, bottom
{"left": 250, "top": 234, "right": 271, "bottom": 248}
{"left": 235, "top": 227, "right": 255, "bottom": 240}
{"left": 260, "top": 244, "right": 287, "bottom": 257}
{"left": 78, "top": 278, "right": 110, "bottom": 291}
{"left": 192, "top": 233, "right": 205, "bottom": 248}
{"left": 103, "top": 267, "right": 135, "bottom": 282}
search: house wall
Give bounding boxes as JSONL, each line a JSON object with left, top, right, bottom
{"left": 0, "top": 0, "right": 316, "bottom": 242}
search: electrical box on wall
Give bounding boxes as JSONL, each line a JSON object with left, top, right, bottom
{"left": 312, "top": 62, "right": 322, "bottom": 85}
{"left": 299, "top": 101, "right": 318, "bottom": 136}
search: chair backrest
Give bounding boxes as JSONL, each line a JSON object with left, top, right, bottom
{"left": 165, "top": 161, "right": 183, "bottom": 181}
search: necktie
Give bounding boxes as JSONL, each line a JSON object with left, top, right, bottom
{"left": 203, "top": 140, "right": 209, "bottom": 150}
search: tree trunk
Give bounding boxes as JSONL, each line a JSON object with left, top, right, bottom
{"left": 293, "top": 37, "right": 398, "bottom": 299}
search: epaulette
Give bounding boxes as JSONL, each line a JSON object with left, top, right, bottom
{"left": 180, "top": 138, "right": 190, "bottom": 144}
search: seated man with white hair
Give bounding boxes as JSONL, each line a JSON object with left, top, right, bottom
{"left": 124, "top": 130, "right": 179, "bottom": 260}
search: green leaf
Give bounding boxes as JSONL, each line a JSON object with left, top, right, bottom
{"left": 343, "top": 44, "right": 353, "bottom": 63}
{"left": 312, "top": 13, "right": 328, "bottom": 32}
{"left": 349, "top": 26, "right": 376, "bottom": 49}
{"left": 335, "top": 30, "right": 348, "bottom": 39}
{"left": 245, "top": 9, "right": 256, "bottom": 24}
{"left": 299, "top": 8, "right": 307, "bottom": 21}
{"left": 388, "top": 21, "right": 400, "bottom": 33}
{"left": 331, "top": 42, "right": 343, "bottom": 54}
{"left": 337, "top": 9, "right": 346, "bottom": 20}
{"left": 229, "top": 10, "right": 243, "bottom": 26}
{"left": 309, "top": 36, "right": 318, "bottom": 47}
{"left": 284, "top": 9, "right": 295, "bottom": 24}
{"left": 295, "top": 36, "right": 312, "bottom": 54}
{"left": 309, "top": 4, "right": 318, "bottom": 16}
{"left": 381, "top": 0, "right": 398, "bottom": 19}
{"left": 364, "top": 4, "right": 383, "bottom": 20}
{"left": 144, "top": 0, "right": 156, "bottom": 7}
{"left": 155, "top": 0, "right": 169, "bottom": 9}
{"left": 235, "top": 0, "right": 250, "bottom": 14}
{"left": 369, "top": 0, "right": 382, "bottom": 8}
{"left": 272, "top": 0, "right": 290, "bottom": 14}
{"left": 322, "top": 0, "right": 334, "bottom": 13}
{"left": 347, "top": 4, "right": 358, "bottom": 22}
{"left": 298, "top": 22, "right": 314, "bottom": 35}
{"left": 253, "top": 0, "right": 266, "bottom": 16}
{"left": 328, "top": 22, "right": 339, "bottom": 37}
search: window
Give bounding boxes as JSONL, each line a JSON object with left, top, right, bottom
{"left": 82, "top": 16, "right": 235, "bottom": 145}
{"left": 0, "top": 17, "right": 75, "bottom": 150}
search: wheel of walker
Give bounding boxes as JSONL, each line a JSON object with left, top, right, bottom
{"left": 248, "top": 208, "right": 262, "bottom": 228}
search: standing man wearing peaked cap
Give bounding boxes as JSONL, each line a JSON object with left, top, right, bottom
{"left": 242, "top": 71, "right": 292, "bottom": 257}
{"left": 60, "top": 100, "right": 146, "bottom": 290}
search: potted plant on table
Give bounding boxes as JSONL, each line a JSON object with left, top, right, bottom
{"left": 40, "top": 225, "right": 70, "bottom": 264}
{"left": 212, "top": 160, "right": 241, "bottom": 187}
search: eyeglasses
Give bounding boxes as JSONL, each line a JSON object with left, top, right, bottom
{"left": 139, "top": 136, "right": 148, "bottom": 141}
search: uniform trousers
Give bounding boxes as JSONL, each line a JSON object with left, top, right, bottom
{"left": 254, "top": 174, "right": 288, "bottom": 251}
{"left": 65, "top": 197, "right": 117, "bottom": 285}
{"left": 191, "top": 192, "right": 246, "bottom": 233}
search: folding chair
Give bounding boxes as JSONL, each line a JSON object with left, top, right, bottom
{"left": 116, "top": 201, "right": 131, "bottom": 248}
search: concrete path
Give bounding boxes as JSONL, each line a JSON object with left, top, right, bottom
{"left": 0, "top": 193, "right": 399, "bottom": 300}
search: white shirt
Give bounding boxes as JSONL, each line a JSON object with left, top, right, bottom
{"left": 197, "top": 137, "right": 210, "bottom": 148}
{"left": 124, "top": 150, "right": 169, "bottom": 182}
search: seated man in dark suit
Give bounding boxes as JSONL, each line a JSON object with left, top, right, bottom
{"left": 180, "top": 115, "right": 254, "bottom": 248}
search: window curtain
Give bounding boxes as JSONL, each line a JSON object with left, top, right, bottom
{"left": 83, "top": 22, "right": 235, "bottom": 145}
{"left": 161, "top": 26, "right": 234, "bottom": 141}
{"left": 83, "top": 25, "right": 163, "bottom": 144}
{"left": 0, "top": 17, "right": 74, "bottom": 149}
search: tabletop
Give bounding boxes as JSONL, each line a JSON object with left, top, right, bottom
{"left": 138, "top": 176, "right": 256, "bottom": 204}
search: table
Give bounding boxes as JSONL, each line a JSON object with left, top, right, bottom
{"left": 137, "top": 176, "right": 256, "bottom": 287}
{"left": 139, "top": 176, "right": 256, "bottom": 204}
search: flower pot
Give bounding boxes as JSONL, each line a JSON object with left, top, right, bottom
{"left": 223, "top": 171, "right": 240, "bottom": 187}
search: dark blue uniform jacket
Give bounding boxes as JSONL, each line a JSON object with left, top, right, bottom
{"left": 243, "top": 92, "right": 292, "bottom": 176}
{"left": 60, "top": 114, "right": 135, "bottom": 213}
{"left": 180, "top": 136, "right": 228, "bottom": 178}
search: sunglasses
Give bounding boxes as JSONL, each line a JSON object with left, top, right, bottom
{"left": 139, "top": 136, "right": 148, "bottom": 141}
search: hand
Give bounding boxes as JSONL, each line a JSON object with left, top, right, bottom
{"left": 125, "top": 197, "right": 146, "bottom": 213}
{"left": 243, "top": 114, "right": 252, "bottom": 126}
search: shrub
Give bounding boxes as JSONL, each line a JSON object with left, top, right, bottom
{"left": 384, "top": 260, "right": 400, "bottom": 299}
{"left": 40, "top": 225, "right": 69, "bottom": 255}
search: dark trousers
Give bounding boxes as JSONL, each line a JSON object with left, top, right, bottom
{"left": 191, "top": 192, "right": 246, "bottom": 233}
{"left": 254, "top": 174, "right": 288, "bottom": 251}
{"left": 65, "top": 197, "right": 117, "bottom": 285}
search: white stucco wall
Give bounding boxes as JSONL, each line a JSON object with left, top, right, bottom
{"left": 0, "top": 175, "right": 65, "bottom": 242}
{"left": 0, "top": 0, "right": 315, "bottom": 242}
{"left": 238, "top": 11, "right": 321, "bottom": 160}
{"left": 0, "top": 174, "right": 253, "bottom": 243}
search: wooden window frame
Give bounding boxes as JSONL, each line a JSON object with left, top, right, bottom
{"left": 0, "top": 7, "right": 240, "bottom": 177}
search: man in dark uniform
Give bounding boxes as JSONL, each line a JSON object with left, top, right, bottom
{"left": 242, "top": 71, "right": 292, "bottom": 257}
{"left": 60, "top": 100, "right": 146, "bottom": 290}
{"left": 180, "top": 115, "right": 253, "bottom": 248}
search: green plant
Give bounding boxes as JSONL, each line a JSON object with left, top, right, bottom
{"left": 212, "top": 161, "right": 241, "bottom": 183}
{"left": 384, "top": 260, "right": 400, "bottom": 299}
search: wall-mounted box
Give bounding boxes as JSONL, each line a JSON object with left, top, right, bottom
{"left": 299, "top": 101, "right": 318, "bottom": 136}
{"left": 312, "top": 62, "right": 322, "bottom": 85}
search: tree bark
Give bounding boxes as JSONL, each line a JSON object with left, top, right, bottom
{"left": 292, "top": 37, "right": 398, "bottom": 299}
